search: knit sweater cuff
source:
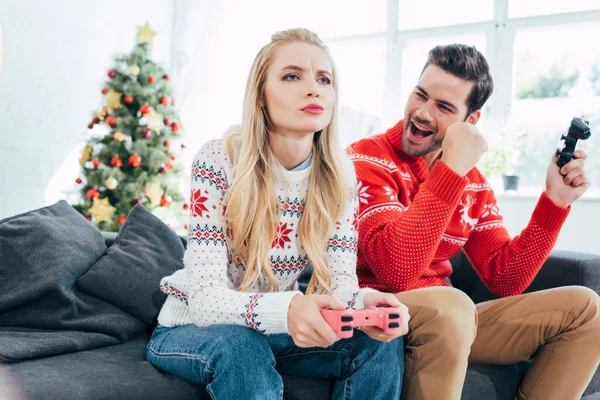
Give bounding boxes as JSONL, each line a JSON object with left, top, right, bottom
{"left": 353, "top": 288, "right": 378, "bottom": 309}
{"left": 254, "top": 291, "right": 303, "bottom": 335}
{"left": 532, "top": 192, "right": 570, "bottom": 231}
{"left": 422, "top": 161, "right": 469, "bottom": 205}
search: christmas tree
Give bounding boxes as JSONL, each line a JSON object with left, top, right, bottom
{"left": 73, "top": 22, "right": 187, "bottom": 232}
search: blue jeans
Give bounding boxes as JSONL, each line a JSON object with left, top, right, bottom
{"left": 146, "top": 324, "right": 404, "bottom": 400}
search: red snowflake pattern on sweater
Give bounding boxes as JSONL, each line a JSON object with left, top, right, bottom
{"left": 272, "top": 222, "right": 293, "bottom": 249}
{"left": 190, "top": 189, "right": 209, "bottom": 218}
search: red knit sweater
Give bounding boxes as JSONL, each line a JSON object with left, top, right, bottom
{"left": 348, "top": 120, "right": 571, "bottom": 297}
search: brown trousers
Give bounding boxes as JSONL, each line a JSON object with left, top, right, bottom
{"left": 395, "top": 286, "right": 600, "bottom": 400}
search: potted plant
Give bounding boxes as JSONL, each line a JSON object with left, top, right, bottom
{"left": 479, "top": 129, "right": 529, "bottom": 192}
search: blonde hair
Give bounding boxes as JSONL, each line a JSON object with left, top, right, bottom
{"left": 223, "top": 27, "right": 353, "bottom": 294}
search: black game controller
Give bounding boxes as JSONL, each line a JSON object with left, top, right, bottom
{"left": 556, "top": 117, "right": 591, "bottom": 169}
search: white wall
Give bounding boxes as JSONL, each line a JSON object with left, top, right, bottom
{"left": 498, "top": 194, "right": 600, "bottom": 255}
{"left": 0, "top": 0, "right": 174, "bottom": 218}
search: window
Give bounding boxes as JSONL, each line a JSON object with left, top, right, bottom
{"left": 329, "top": 38, "right": 386, "bottom": 146}
{"left": 511, "top": 23, "right": 600, "bottom": 189}
{"left": 509, "top": 0, "right": 600, "bottom": 18}
{"left": 398, "top": 0, "right": 494, "bottom": 30}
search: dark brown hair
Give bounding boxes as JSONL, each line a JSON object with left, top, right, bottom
{"left": 422, "top": 44, "right": 494, "bottom": 117}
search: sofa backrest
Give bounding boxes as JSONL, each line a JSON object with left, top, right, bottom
{"left": 102, "top": 232, "right": 476, "bottom": 299}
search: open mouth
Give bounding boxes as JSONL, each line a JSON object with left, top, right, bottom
{"left": 409, "top": 120, "right": 435, "bottom": 142}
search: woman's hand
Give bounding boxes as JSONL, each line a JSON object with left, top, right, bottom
{"left": 360, "top": 292, "right": 410, "bottom": 342}
{"left": 287, "top": 294, "right": 346, "bottom": 348}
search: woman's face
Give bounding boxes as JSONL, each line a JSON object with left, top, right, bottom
{"left": 263, "top": 42, "right": 335, "bottom": 138}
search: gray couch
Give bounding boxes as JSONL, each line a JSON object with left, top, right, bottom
{"left": 6, "top": 232, "right": 600, "bottom": 400}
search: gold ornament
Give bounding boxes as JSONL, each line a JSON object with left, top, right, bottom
{"left": 113, "top": 131, "right": 125, "bottom": 142}
{"left": 144, "top": 109, "right": 164, "bottom": 132}
{"left": 144, "top": 181, "right": 164, "bottom": 206}
{"left": 88, "top": 198, "right": 116, "bottom": 224}
{"left": 79, "top": 144, "right": 93, "bottom": 165}
{"left": 104, "top": 177, "right": 118, "bottom": 190}
{"left": 128, "top": 64, "right": 140, "bottom": 77}
{"left": 97, "top": 108, "right": 107, "bottom": 121}
{"left": 137, "top": 22, "right": 156, "bottom": 45}
{"left": 105, "top": 89, "right": 122, "bottom": 111}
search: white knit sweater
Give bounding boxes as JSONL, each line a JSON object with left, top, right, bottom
{"left": 157, "top": 139, "right": 375, "bottom": 334}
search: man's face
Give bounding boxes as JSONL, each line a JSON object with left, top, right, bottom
{"left": 402, "top": 65, "right": 478, "bottom": 157}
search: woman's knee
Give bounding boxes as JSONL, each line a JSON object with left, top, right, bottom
{"left": 147, "top": 324, "right": 275, "bottom": 379}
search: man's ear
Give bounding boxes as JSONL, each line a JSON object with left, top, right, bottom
{"left": 466, "top": 109, "right": 481, "bottom": 125}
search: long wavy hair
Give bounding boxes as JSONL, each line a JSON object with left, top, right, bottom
{"left": 223, "top": 27, "right": 353, "bottom": 294}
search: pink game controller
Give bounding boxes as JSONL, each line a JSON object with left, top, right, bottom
{"left": 321, "top": 307, "right": 402, "bottom": 339}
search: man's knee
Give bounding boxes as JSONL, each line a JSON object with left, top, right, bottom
{"left": 565, "top": 286, "right": 600, "bottom": 323}
{"left": 408, "top": 287, "right": 478, "bottom": 342}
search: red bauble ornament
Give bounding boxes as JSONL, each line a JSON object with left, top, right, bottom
{"left": 75, "top": 177, "right": 82, "bottom": 184}
{"left": 148, "top": 75, "right": 156, "bottom": 84}
{"left": 163, "top": 140, "right": 170, "bottom": 148}
{"left": 162, "top": 74, "right": 169, "bottom": 80}
{"left": 139, "top": 104, "right": 151, "bottom": 114}
{"left": 124, "top": 95, "right": 134, "bottom": 104}
{"left": 92, "top": 117, "right": 100, "bottom": 124}
{"left": 86, "top": 189, "right": 101, "bottom": 200}
{"left": 160, "top": 96, "right": 171, "bottom": 106}
{"left": 117, "top": 215, "right": 126, "bottom": 225}
{"left": 181, "top": 143, "right": 186, "bottom": 149}
{"left": 143, "top": 130, "right": 152, "bottom": 139}
{"left": 105, "top": 116, "right": 117, "bottom": 127}
{"left": 160, "top": 195, "right": 173, "bottom": 207}
{"left": 92, "top": 159, "right": 101, "bottom": 168}
{"left": 110, "top": 155, "right": 123, "bottom": 168}
{"left": 170, "top": 154, "right": 176, "bottom": 161}
{"left": 101, "top": 88, "right": 108, "bottom": 95}
{"left": 171, "top": 122, "right": 180, "bottom": 133}
{"left": 163, "top": 119, "right": 170, "bottom": 126}
{"left": 165, "top": 160, "right": 173, "bottom": 170}
{"left": 107, "top": 70, "right": 116, "bottom": 79}
{"left": 87, "top": 123, "right": 94, "bottom": 129}
{"left": 183, "top": 203, "right": 189, "bottom": 211}
{"left": 128, "top": 154, "right": 142, "bottom": 168}
{"left": 184, "top": 224, "right": 189, "bottom": 230}
{"left": 159, "top": 167, "right": 167, "bottom": 175}
{"left": 85, "top": 215, "right": 92, "bottom": 222}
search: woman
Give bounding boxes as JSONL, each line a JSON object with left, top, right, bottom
{"left": 146, "top": 28, "right": 409, "bottom": 400}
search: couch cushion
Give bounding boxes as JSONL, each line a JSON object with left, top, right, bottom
{"left": 461, "top": 362, "right": 528, "bottom": 400}
{"left": 7, "top": 336, "right": 204, "bottom": 400}
{"left": 6, "top": 336, "right": 331, "bottom": 400}
{"left": 0, "top": 201, "right": 144, "bottom": 361}
{"left": 77, "top": 205, "right": 185, "bottom": 326}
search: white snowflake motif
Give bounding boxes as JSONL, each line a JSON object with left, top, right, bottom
{"left": 383, "top": 186, "right": 395, "bottom": 201}
{"left": 481, "top": 202, "right": 500, "bottom": 219}
{"left": 357, "top": 181, "right": 372, "bottom": 205}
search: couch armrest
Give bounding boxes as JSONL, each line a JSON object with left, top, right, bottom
{"left": 450, "top": 250, "right": 600, "bottom": 304}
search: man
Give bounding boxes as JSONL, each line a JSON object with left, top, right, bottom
{"left": 349, "top": 44, "right": 600, "bottom": 400}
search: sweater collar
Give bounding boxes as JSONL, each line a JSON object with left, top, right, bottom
{"left": 386, "top": 119, "right": 430, "bottom": 182}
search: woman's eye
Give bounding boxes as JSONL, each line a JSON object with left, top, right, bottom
{"left": 283, "top": 74, "right": 299, "bottom": 81}
{"left": 318, "top": 76, "right": 332, "bottom": 84}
